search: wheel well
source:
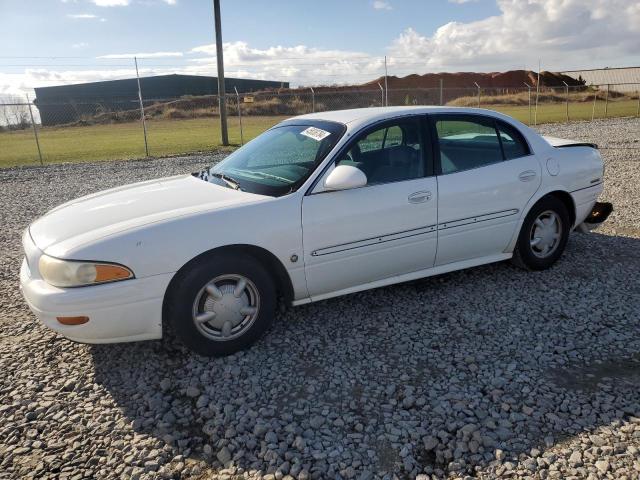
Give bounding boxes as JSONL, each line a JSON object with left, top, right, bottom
{"left": 162, "top": 245, "right": 294, "bottom": 330}
{"left": 175, "top": 245, "right": 293, "bottom": 302}
{"left": 545, "top": 190, "right": 576, "bottom": 227}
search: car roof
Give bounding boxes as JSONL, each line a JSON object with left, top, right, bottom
{"left": 292, "top": 106, "right": 512, "bottom": 127}
{"left": 290, "top": 105, "right": 549, "bottom": 153}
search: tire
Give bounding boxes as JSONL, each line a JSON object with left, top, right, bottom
{"left": 512, "top": 195, "right": 570, "bottom": 271}
{"left": 164, "top": 253, "right": 276, "bottom": 356}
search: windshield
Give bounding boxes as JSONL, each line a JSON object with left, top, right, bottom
{"left": 195, "top": 120, "right": 345, "bottom": 197}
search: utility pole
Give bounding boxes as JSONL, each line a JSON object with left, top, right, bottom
{"left": 213, "top": 0, "right": 228, "bottom": 146}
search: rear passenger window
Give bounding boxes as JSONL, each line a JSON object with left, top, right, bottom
{"left": 496, "top": 121, "right": 530, "bottom": 159}
{"left": 435, "top": 118, "right": 503, "bottom": 174}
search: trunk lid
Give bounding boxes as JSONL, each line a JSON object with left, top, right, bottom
{"left": 543, "top": 136, "right": 598, "bottom": 149}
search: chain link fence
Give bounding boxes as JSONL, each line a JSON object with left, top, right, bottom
{"left": 1, "top": 83, "right": 639, "bottom": 167}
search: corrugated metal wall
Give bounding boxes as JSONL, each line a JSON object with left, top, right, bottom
{"left": 560, "top": 67, "right": 640, "bottom": 92}
{"left": 33, "top": 74, "right": 288, "bottom": 125}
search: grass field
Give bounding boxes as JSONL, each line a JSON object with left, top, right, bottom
{"left": 1, "top": 100, "right": 638, "bottom": 168}
{"left": 0, "top": 116, "right": 287, "bottom": 168}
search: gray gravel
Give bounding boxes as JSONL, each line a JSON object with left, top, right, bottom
{"left": 1, "top": 117, "right": 639, "bottom": 479}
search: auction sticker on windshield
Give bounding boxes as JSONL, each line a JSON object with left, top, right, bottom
{"left": 300, "top": 127, "right": 331, "bottom": 141}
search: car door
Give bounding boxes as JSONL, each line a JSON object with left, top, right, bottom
{"left": 431, "top": 114, "right": 541, "bottom": 266}
{"left": 301, "top": 116, "right": 438, "bottom": 298}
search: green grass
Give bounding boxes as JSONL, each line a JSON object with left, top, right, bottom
{"left": 0, "top": 116, "right": 287, "bottom": 168}
{"left": 1, "top": 101, "right": 638, "bottom": 168}
{"left": 489, "top": 99, "right": 639, "bottom": 125}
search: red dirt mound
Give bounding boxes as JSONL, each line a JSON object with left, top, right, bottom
{"left": 362, "top": 70, "right": 582, "bottom": 89}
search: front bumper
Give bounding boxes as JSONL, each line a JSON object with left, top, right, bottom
{"left": 20, "top": 258, "right": 173, "bottom": 343}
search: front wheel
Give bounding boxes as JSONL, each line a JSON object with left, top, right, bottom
{"left": 165, "top": 253, "right": 276, "bottom": 356}
{"left": 512, "top": 196, "right": 570, "bottom": 271}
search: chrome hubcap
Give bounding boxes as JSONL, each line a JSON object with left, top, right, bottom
{"left": 530, "top": 210, "right": 562, "bottom": 258}
{"left": 192, "top": 274, "right": 260, "bottom": 341}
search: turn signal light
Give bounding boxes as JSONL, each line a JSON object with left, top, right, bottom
{"left": 56, "top": 316, "right": 89, "bottom": 325}
{"left": 94, "top": 264, "right": 132, "bottom": 282}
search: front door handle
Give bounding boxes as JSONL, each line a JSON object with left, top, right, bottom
{"left": 518, "top": 170, "right": 537, "bottom": 182}
{"left": 408, "top": 191, "right": 432, "bottom": 204}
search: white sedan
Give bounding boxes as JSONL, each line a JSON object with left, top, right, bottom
{"left": 20, "top": 107, "right": 611, "bottom": 356}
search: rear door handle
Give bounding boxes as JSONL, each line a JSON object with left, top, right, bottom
{"left": 408, "top": 191, "right": 432, "bottom": 203}
{"left": 518, "top": 170, "right": 537, "bottom": 182}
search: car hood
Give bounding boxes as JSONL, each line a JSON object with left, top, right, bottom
{"left": 30, "top": 174, "right": 269, "bottom": 251}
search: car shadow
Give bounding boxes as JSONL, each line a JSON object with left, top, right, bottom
{"left": 90, "top": 231, "right": 640, "bottom": 478}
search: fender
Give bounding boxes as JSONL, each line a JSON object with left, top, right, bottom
{"left": 503, "top": 184, "right": 577, "bottom": 254}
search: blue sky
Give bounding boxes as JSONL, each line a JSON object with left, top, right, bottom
{"left": 3, "top": 0, "right": 500, "bottom": 57}
{"left": 1, "top": 0, "right": 638, "bottom": 95}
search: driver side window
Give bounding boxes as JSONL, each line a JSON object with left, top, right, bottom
{"left": 337, "top": 120, "right": 424, "bottom": 185}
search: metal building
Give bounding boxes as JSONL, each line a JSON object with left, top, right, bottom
{"left": 560, "top": 67, "right": 640, "bottom": 92}
{"left": 33, "top": 74, "right": 288, "bottom": 126}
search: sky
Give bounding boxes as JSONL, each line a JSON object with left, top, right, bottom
{"left": 0, "top": 0, "right": 639, "bottom": 97}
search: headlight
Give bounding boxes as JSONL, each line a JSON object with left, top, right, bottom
{"left": 38, "top": 255, "right": 134, "bottom": 287}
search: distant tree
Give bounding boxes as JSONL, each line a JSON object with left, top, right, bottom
{"left": 0, "top": 96, "right": 31, "bottom": 130}
{"left": 577, "top": 75, "right": 587, "bottom": 86}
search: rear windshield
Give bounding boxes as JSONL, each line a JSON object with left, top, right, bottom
{"left": 195, "top": 120, "right": 345, "bottom": 197}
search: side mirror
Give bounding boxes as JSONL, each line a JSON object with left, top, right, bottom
{"left": 324, "top": 165, "right": 367, "bottom": 191}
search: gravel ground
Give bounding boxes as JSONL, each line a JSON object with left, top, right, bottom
{"left": 1, "top": 117, "right": 639, "bottom": 480}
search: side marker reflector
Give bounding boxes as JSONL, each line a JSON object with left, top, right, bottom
{"left": 56, "top": 316, "right": 89, "bottom": 325}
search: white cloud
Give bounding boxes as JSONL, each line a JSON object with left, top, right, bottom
{"left": 162, "top": 0, "right": 177, "bottom": 4}
{"left": 67, "top": 13, "right": 98, "bottom": 19}
{"left": 389, "top": 0, "right": 640, "bottom": 72}
{"left": 448, "top": 0, "right": 478, "bottom": 4}
{"left": 97, "top": 51, "right": 184, "bottom": 58}
{"left": 72, "top": 42, "right": 90, "bottom": 49}
{"left": 4, "top": 0, "right": 639, "bottom": 97}
{"left": 92, "top": 0, "right": 129, "bottom": 6}
{"left": 188, "top": 41, "right": 383, "bottom": 85}
{"left": 373, "top": 1, "right": 392, "bottom": 10}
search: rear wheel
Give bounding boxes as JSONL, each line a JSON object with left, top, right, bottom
{"left": 512, "top": 196, "right": 570, "bottom": 271}
{"left": 165, "top": 253, "right": 276, "bottom": 356}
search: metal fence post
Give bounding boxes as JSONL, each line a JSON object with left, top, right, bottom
{"left": 134, "top": 57, "right": 150, "bottom": 157}
{"left": 524, "top": 83, "right": 532, "bottom": 125}
{"left": 591, "top": 87, "right": 597, "bottom": 121}
{"left": 474, "top": 82, "right": 481, "bottom": 108}
{"left": 534, "top": 67, "right": 541, "bottom": 126}
{"left": 310, "top": 87, "right": 315, "bottom": 113}
{"left": 234, "top": 87, "right": 243, "bottom": 146}
{"left": 604, "top": 84, "right": 610, "bottom": 118}
{"left": 377, "top": 82, "right": 384, "bottom": 107}
{"left": 384, "top": 55, "right": 388, "bottom": 107}
{"left": 563, "top": 81, "right": 569, "bottom": 122}
{"left": 439, "top": 79, "right": 443, "bottom": 106}
{"left": 25, "top": 93, "right": 43, "bottom": 166}
{"left": 636, "top": 89, "right": 639, "bottom": 117}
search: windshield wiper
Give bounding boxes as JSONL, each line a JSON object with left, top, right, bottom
{"left": 230, "top": 168, "right": 293, "bottom": 184}
{"left": 211, "top": 172, "right": 242, "bottom": 190}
